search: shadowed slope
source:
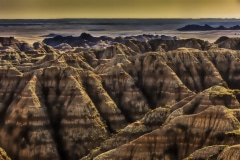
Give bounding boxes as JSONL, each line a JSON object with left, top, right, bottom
{"left": 84, "top": 85, "right": 240, "bottom": 159}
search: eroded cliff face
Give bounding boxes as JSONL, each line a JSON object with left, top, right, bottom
{"left": 0, "top": 37, "right": 33, "bottom": 52}
{"left": 95, "top": 103, "right": 240, "bottom": 160}
{"left": 1, "top": 36, "right": 240, "bottom": 160}
{"left": 185, "top": 145, "right": 240, "bottom": 160}
{"left": 85, "top": 86, "right": 240, "bottom": 159}
{"left": 215, "top": 36, "right": 240, "bottom": 50}
{"left": 0, "top": 67, "right": 112, "bottom": 160}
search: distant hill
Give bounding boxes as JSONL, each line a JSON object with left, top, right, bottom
{"left": 177, "top": 24, "right": 240, "bottom": 31}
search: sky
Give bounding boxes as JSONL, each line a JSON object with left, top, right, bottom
{"left": 0, "top": 0, "right": 240, "bottom": 19}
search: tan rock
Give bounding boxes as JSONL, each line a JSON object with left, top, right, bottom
{"left": 0, "top": 147, "right": 11, "bottom": 160}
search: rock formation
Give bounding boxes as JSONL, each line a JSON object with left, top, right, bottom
{"left": 94, "top": 86, "right": 240, "bottom": 160}
{"left": 42, "top": 33, "right": 179, "bottom": 49}
{"left": 177, "top": 24, "right": 240, "bottom": 31}
{"left": 185, "top": 145, "right": 240, "bottom": 160}
{"left": 0, "top": 57, "right": 127, "bottom": 160}
{"left": 1, "top": 36, "right": 240, "bottom": 160}
{"left": 215, "top": 36, "right": 240, "bottom": 50}
{"left": 0, "top": 37, "right": 33, "bottom": 52}
{"left": 148, "top": 38, "right": 214, "bottom": 51}
{"left": 0, "top": 147, "right": 11, "bottom": 160}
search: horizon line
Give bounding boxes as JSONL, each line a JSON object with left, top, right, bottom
{"left": 0, "top": 17, "right": 240, "bottom": 20}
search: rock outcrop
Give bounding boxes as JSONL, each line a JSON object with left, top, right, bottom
{"left": 1, "top": 36, "right": 240, "bottom": 160}
{"left": 43, "top": 33, "right": 179, "bottom": 49}
{"left": 0, "top": 57, "right": 128, "bottom": 160}
{"left": 177, "top": 24, "right": 240, "bottom": 31}
{"left": 94, "top": 86, "right": 240, "bottom": 160}
{"left": 148, "top": 38, "right": 214, "bottom": 51}
{"left": 0, "top": 37, "right": 33, "bottom": 52}
{"left": 185, "top": 145, "right": 240, "bottom": 160}
{"left": 0, "top": 148, "right": 11, "bottom": 160}
{"left": 166, "top": 48, "right": 225, "bottom": 92}
{"left": 215, "top": 36, "right": 240, "bottom": 50}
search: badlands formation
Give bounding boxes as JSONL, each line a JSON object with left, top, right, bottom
{"left": 0, "top": 34, "right": 240, "bottom": 160}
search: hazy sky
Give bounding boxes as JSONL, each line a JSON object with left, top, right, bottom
{"left": 0, "top": 0, "right": 240, "bottom": 19}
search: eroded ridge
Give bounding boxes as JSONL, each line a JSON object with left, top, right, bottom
{"left": 1, "top": 35, "right": 240, "bottom": 160}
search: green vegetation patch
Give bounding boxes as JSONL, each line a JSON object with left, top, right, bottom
{"left": 207, "top": 86, "right": 240, "bottom": 98}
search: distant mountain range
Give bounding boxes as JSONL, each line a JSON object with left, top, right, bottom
{"left": 177, "top": 24, "right": 240, "bottom": 31}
